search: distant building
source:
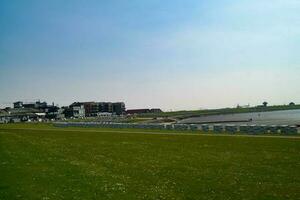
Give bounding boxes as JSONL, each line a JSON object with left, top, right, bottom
{"left": 22, "top": 103, "right": 36, "bottom": 109}
{"left": 73, "top": 106, "right": 85, "bottom": 118}
{"left": 150, "top": 108, "right": 162, "bottom": 113}
{"left": 68, "top": 102, "right": 85, "bottom": 118}
{"left": 62, "top": 107, "right": 72, "bottom": 118}
{"left": 0, "top": 109, "right": 9, "bottom": 123}
{"left": 0, "top": 107, "right": 46, "bottom": 122}
{"left": 82, "top": 102, "right": 99, "bottom": 117}
{"left": 8, "top": 100, "right": 125, "bottom": 121}
{"left": 103, "top": 102, "right": 113, "bottom": 113}
{"left": 126, "top": 108, "right": 163, "bottom": 115}
{"left": 14, "top": 101, "right": 47, "bottom": 109}
{"left": 71, "top": 101, "right": 125, "bottom": 116}
{"left": 13, "top": 101, "right": 23, "bottom": 108}
{"left": 12, "top": 100, "right": 64, "bottom": 120}
{"left": 126, "top": 109, "right": 151, "bottom": 115}
{"left": 112, "top": 102, "right": 126, "bottom": 115}
{"left": 45, "top": 106, "right": 65, "bottom": 119}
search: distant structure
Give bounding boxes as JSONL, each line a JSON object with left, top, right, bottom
{"left": 1, "top": 99, "right": 165, "bottom": 123}
{"left": 126, "top": 108, "right": 162, "bottom": 115}
{"left": 64, "top": 102, "right": 85, "bottom": 118}
{"left": 13, "top": 101, "right": 23, "bottom": 108}
{"left": 0, "top": 100, "right": 65, "bottom": 123}
{"left": 67, "top": 101, "right": 126, "bottom": 117}
{"left": 13, "top": 100, "right": 47, "bottom": 109}
{"left": 112, "top": 102, "right": 126, "bottom": 115}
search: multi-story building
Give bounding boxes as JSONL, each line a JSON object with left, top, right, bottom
{"left": 0, "top": 107, "right": 46, "bottom": 122}
{"left": 103, "top": 102, "right": 113, "bottom": 113}
{"left": 14, "top": 101, "right": 47, "bottom": 109}
{"left": 82, "top": 102, "right": 99, "bottom": 117}
{"left": 45, "top": 106, "right": 65, "bottom": 119}
{"left": 113, "top": 102, "right": 126, "bottom": 115}
{"left": 68, "top": 102, "right": 85, "bottom": 118}
{"left": 72, "top": 105, "right": 85, "bottom": 118}
{"left": 13, "top": 101, "right": 23, "bottom": 108}
{"left": 70, "top": 101, "right": 126, "bottom": 116}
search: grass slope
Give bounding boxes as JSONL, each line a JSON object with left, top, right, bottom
{"left": 138, "top": 104, "right": 300, "bottom": 119}
{"left": 0, "top": 124, "right": 300, "bottom": 199}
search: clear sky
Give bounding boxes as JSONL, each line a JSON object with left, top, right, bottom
{"left": 1, "top": 0, "right": 300, "bottom": 110}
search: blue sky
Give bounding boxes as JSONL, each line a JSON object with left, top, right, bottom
{"left": 1, "top": 0, "right": 300, "bottom": 110}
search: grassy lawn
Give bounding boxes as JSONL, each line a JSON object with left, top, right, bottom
{"left": 0, "top": 124, "right": 300, "bottom": 199}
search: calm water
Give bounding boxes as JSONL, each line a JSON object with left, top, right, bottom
{"left": 179, "top": 109, "right": 300, "bottom": 125}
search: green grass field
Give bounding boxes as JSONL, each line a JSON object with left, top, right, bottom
{"left": 1, "top": 124, "right": 300, "bottom": 200}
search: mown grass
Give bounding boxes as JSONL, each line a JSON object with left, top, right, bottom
{"left": 0, "top": 123, "right": 300, "bottom": 200}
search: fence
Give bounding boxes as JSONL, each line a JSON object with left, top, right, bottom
{"left": 53, "top": 122, "right": 299, "bottom": 135}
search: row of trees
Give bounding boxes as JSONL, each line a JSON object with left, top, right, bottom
{"left": 262, "top": 102, "right": 295, "bottom": 107}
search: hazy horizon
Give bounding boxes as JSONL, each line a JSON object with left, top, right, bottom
{"left": 1, "top": 0, "right": 300, "bottom": 111}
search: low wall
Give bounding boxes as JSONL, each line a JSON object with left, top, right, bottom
{"left": 53, "top": 122, "right": 299, "bottom": 135}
